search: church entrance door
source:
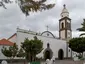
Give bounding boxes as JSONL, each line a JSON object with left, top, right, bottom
{"left": 44, "top": 50, "right": 51, "bottom": 60}
{"left": 58, "top": 49, "right": 64, "bottom": 60}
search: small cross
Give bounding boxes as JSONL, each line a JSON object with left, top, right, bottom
{"left": 46, "top": 25, "right": 49, "bottom": 31}
{"left": 63, "top": 4, "right": 66, "bottom": 8}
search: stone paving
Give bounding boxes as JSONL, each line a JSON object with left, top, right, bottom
{"left": 8, "top": 60, "right": 85, "bottom": 64}
{"left": 41, "top": 60, "right": 85, "bottom": 64}
{"left": 55, "top": 60, "right": 84, "bottom": 64}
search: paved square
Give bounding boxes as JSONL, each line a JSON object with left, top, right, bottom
{"left": 8, "top": 60, "right": 85, "bottom": 64}
{"left": 41, "top": 60, "right": 85, "bottom": 64}
{"left": 55, "top": 60, "right": 84, "bottom": 64}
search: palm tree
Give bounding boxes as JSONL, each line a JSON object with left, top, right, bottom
{"left": 77, "top": 19, "right": 85, "bottom": 36}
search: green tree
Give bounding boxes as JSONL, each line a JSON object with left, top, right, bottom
{"left": 17, "top": 48, "right": 25, "bottom": 58}
{"left": 69, "top": 37, "right": 85, "bottom": 56}
{"left": 10, "top": 43, "right": 18, "bottom": 59}
{"left": 2, "top": 47, "right": 12, "bottom": 59}
{"left": 2, "top": 43, "right": 18, "bottom": 59}
{"left": 77, "top": 19, "right": 85, "bottom": 36}
{"left": 21, "top": 36, "right": 43, "bottom": 62}
{"left": 1, "top": 0, "right": 55, "bottom": 16}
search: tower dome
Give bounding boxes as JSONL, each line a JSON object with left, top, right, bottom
{"left": 61, "top": 4, "right": 69, "bottom": 18}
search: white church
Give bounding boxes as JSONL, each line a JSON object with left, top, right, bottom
{"left": 0, "top": 5, "right": 73, "bottom": 60}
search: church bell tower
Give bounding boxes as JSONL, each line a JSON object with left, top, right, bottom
{"left": 59, "top": 4, "right": 72, "bottom": 40}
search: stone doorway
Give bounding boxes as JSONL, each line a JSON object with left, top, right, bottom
{"left": 58, "top": 49, "right": 64, "bottom": 60}
{"left": 43, "top": 43, "right": 53, "bottom": 60}
{"left": 44, "top": 50, "right": 51, "bottom": 60}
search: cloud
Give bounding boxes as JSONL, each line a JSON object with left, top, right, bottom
{"left": 0, "top": 0, "right": 85, "bottom": 39}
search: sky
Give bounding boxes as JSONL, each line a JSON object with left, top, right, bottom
{"left": 0, "top": 0, "right": 85, "bottom": 39}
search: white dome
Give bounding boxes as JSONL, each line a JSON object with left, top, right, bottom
{"left": 62, "top": 5, "right": 69, "bottom": 13}
{"left": 61, "top": 4, "right": 69, "bottom": 18}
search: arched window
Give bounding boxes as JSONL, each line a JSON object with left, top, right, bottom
{"left": 61, "top": 22, "right": 64, "bottom": 29}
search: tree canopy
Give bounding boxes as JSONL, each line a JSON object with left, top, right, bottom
{"left": 0, "top": 0, "right": 12, "bottom": 9}
{"left": 17, "top": 48, "right": 25, "bottom": 58}
{"left": 0, "top": 0, "right": 55, "bottom": 16}
{"left": 69, "top": 37, "right": 85, "bottom": 53}
{"left": 2, "top": 43, "right": 18, "bottom": 59}
{"left": 2, "top": 37, "right": 43, "bottom": 61}
{"left": 21, "top": 36, "right": 43, "bottom": 61}
{"left": 2, "top": 47, "right": 12, "bottom": 58}
{"left": 18, "top": 0, "right": 55, "bottom": 16}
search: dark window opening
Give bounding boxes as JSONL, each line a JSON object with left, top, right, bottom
{"left": 47, "top": 33, "right": 49, "bottom": 36}
{"left": 61, "top": 22, "right": 64, "bottom": 29}
{"left": 58, "top": 49, "right": 64, "bottom": 60}
{"left": 69, "top": 49, "right": 70, "bottom": 52}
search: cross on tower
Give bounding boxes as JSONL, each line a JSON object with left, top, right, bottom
{"left": 63, "top": 4, "right": 66, "bottom": 8}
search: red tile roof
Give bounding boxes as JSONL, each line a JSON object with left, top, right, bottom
{"left": 0, "top": 39, "right": 14, "bottom": 46}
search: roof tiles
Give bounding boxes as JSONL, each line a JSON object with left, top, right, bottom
{"left": 0, "top": 39, "right": 14, "bottom": 46}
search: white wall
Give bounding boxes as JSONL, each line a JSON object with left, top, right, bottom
{"left": 68, "top": 47, "right": 71, "bottom": 57}
{"left": 61, "top": 13, "right": 69, "bottom": 18}
{"left": 60, "top": 30, "right": 65, "bottom": 39}
{"left": 8, "top": 35, "right": 17, "bottom": 43}
{"left": 17, "top": 31, "right": 67, "bottom": 58}
{"left": 67, "top": 30, "right": 71, "bottom": 38}
{"left": 67, "top": 20, "right": 70, "bottom": 23}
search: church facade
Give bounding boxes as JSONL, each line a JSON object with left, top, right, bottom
{"left": 7, "top": 5, "right": 72, "bottom": 60}
{"left": 0, "top": 5, "right": 74, "bottom": 60}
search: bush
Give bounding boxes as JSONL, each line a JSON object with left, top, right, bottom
{"left": 78, "top": 54, "right": 82, "bottom": 59}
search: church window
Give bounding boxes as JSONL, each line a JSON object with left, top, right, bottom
{"left": 69, "top": 49, "right": 70, "bottom": 52}
{"left": 61, "top": 22, "right": 64, "bottom": 29}
{"left": 47, "top": 43, "right": 50, "bottom": 48}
